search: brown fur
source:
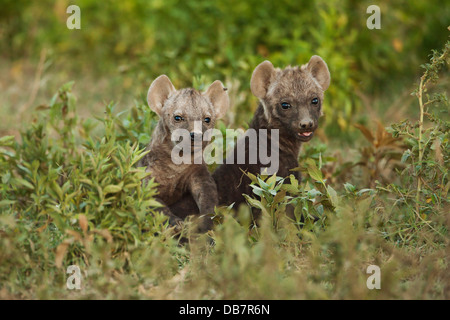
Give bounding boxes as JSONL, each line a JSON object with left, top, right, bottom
{"left": 139, "top": 75, "right": 229, "bottom": 232}
{"left": 169, "top": 56, "right": 330, "bottom": 221}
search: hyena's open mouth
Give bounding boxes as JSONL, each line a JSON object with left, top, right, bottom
{"left": 297, "top": 130, "right": 315, "bottom": 141}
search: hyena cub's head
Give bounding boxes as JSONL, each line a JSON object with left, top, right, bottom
{"left": 250, "top": 56, "right": 330, "bottom": 142}
{"left": 147, "top": 75, "right": 229, "bottom": 150}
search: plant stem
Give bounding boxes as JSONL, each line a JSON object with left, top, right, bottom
{"left": 414, "top": 47, "right": 448, "bottom": 219}
{"left": 415, "top": 76, "right": 424, "bottom": 218}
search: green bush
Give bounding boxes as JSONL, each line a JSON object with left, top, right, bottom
{"left": 0, "top": 83, "right": 181, "bottom": 295}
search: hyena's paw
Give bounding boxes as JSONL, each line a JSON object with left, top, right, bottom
{"left": 196, "top": 214, "right": 214, "bottom": 234}
{"left": 168, "top": 215, "right": 184, "bottom": 233}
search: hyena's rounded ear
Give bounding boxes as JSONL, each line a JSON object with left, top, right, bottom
{"left": 203, "top": 80, "right": 229, "bottom": 119}
{"left": 250, "top": 60, "right": 275, "bottom": 99}
{"left": 147, "top": 75, "right": 176, "bottom": 115}
{"left": 306, "top": 55, "right": 330, "bottom": 91}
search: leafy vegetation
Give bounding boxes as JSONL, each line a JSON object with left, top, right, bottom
{"left": 0, "top": 1, "right": 448, "bottom": 299}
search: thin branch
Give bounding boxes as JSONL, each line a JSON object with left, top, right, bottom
{"left": 19, "top": 48, "right": 47, "bottom": 115}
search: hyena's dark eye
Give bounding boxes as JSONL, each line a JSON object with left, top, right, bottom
{"left": 204, "top": 117, "right": 211, "bottom": 123}
{"left": 174, "top": 115, "right": 183, "bottom": 122}
{"left": 281, "top": 102, "right": 291, "bottom": 110}
{"left": 311, "top": 98, "right": 319, "bottom": 105}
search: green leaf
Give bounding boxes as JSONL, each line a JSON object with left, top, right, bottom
{"left": 327, "top": 185, "right": 339, "bottom": 208}
{"left": 242, "top": 170, "right": 257, "bottom": 183}
{"left": 266, "top": 174, "right": 278, "bottom": 188}
{"left": 52, "top": 181, "right": 63, "bottom": 200}
{"left": 401, "top": 149, "right": 411, "bottom": 163}
{"left": 272, "top": 190, "right": 287, "bottom": 206}
{"left": 243, "top": 194, "right": 266, "bottom": 212}
{"left": 0, "top": 135, "right": 15, "bottom": 146}
{"left": 103, "top": 184, "right": 122, "bottom": 194}
{"left": 281, "top": 183, "right": 298, "bottom": 194}
{"left": 142, "top": 199, "right": 164, "bottom": 208}
{"left": 289, "top": 174, "right": 299, "bottom": 190}
{"left": 305, "top": 159, "right": 323, "bottom": 182}
{"left": 250, "top": 185, "right": 265, "bottom": 197}
{"left": 344, "top": 183, "right": 356, "bottom": 193}
{"left": 14, "top": 178, "right": 34, "bottom": 190}
{"left": 307, "top": 189, "right": 323, "bottom": 199}
{"left": 138, "top": 133, "right": 151, "bottom": 145}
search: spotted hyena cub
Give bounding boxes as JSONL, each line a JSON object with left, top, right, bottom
{"left": 139, "top": 75, "right": 229, "bottom": 232}
{"left": 212, "top": 55, "right": 331, "bottom": 210}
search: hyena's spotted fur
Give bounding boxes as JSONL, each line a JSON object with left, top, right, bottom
{"left": 169, "top": 56, "right": 330, "bottom": 220}
{"left": 139, "top": 75, "right": 229, "bottom": 232}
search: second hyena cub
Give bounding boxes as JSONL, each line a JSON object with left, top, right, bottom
{"left": 139, "top": 75, "right": 229, "bottom": 232}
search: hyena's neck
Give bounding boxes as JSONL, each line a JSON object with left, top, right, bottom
{"left": 147, "top": 121, "right": 173, "bottom": 159}
{"left": 250, "top": 103, "right": 302, "bottom": 156}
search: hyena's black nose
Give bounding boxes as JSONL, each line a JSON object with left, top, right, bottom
{"left": 190, "top": 132, "right": 202, "bottom": 141}
{"left": 300, "top": 120, "right": 314, "bottom": 129}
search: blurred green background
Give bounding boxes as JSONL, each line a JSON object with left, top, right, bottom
{"left": 0, "top": 0, "right": 449, "bottom": 138}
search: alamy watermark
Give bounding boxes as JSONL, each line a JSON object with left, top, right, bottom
{"left": 66, "top": 5, "right": 81, "bottom": 30}
{"left": 67, "top": 5, "right": 381, "bottom": 31}
{"left": 366, "top": 265, "right": 381, "bottom": 290}
{"left": 66, "top": 265, "right": 81, "bottom": 290}
{"left": 366, "top": 5, "right": 381, "bottom": 30}
{"left": 170, "top": 121, "right": 280, "bottom": 175}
